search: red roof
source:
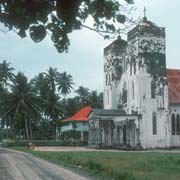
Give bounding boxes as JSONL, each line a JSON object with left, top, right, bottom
{"left": 167, "top": 69, "right": 180, "bottom": 104}
{"left": 62, "top": 106, "right": 92, "bottom": 123}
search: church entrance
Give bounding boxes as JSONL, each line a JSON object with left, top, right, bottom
{"left": 114, "top": 119, "right": 137, "bottom": 148}
{"left": 100, "top": 120, "right": 113, "bottom": 147}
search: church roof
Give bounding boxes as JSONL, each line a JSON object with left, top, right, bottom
{"left": 127, "top": 17, "right": 165, "bottom": 41}
{"left": 62, "top": 106, "right": 92, "bottom": 123}
{"left": 167, "top": 69, "right": 180, "bottom": 104}
{"left": 104, "top": 36, "right": 127, "bottom": 55}
{"left": 93, "top": 109, "right": 126, "bottom": 116}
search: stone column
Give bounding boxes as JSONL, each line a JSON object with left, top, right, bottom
{"left": 81, "top": 131, "right": 83, "bottom": 141}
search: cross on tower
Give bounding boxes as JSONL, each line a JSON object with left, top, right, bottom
{"left": 144, "top": 7, "right": 147, "bottom": 18}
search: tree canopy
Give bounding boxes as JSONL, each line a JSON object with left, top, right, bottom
{"left": 0, "top": 0, "right": 133, "bottom": 53}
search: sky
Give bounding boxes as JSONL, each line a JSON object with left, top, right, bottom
{"left": 0, "top": 0, "right": 180, "bottom": 96}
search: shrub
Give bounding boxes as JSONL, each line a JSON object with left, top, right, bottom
{"left": 1, "top": 139, "right": 88, "bottom": 147}
{"left": 60, "top": 130, "right": 81, "bottom": 140}
{"left": 1, "top": 139, "right": 15, "bottom": 147}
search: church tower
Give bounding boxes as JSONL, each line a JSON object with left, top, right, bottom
{"left": 127, "top": 15, "right": 168, "bottom": 110}
{"left": 103, "top": 36, "right": 127, "bottom": 109}
{"left": 126, "top": 14, "right": 170, "bottom": 148}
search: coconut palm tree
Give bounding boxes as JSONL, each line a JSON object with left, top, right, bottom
{"left": 42, "top": 91, "right": 63, "bottom": 140}
{"left": 57, "top": 71, "right": 74, "bottom": 98}
{"left": 4, "top": 72, "right": 40, "bottom": 139}
{"left": 44, "top": 67, "right": 58, "bottom": 93}
{"left": 0, "top": 60, "right": 15, "bottom": 137}
{"left": 31, "top": 73, "right": 49, "bottom": 99}
{"left": 0, "top": 60, "right": 15, "bottom": 88}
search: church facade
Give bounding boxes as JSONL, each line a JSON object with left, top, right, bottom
{"left": 88, "top": 16, "right": 180, "bottom": 149}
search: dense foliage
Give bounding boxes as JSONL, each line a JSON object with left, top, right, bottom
{"left": 0, "top": 0, "right": 133, "bottom": 52}
{"left": 0, "top": 60, "right": 103, "bottom": 140}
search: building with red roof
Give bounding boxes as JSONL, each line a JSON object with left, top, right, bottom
{"left": 61, "top": 106, "right": 92, "bottom": 140}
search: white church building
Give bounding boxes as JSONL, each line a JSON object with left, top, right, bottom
{"left": 88, "top": 15, "right": 180, "bottom": 149}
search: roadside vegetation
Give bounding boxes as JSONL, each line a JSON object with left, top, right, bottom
{"left": 0, "top": 60, "right": 103, "bottom": 141}
{"left": 10, "top": 147, "right": 180, "bottom": 180}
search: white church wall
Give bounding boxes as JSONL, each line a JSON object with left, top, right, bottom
{"left": 137, "top": 75, "right": 170, "bottom": 148}
{"left": 141, "top": 110, "right": 170, "bottom": 148}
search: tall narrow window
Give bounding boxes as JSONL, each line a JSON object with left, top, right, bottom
{"left": 122, "top": 82, "right": 127, "bottom": 104}
{"left": 134, "top": 61, "right": 136, "bottom": 74}
{"left": 105, "top": 74, "right": 108, "bottom": 85}
{"left": 107, "top": 90, "right": 110, "bottom": 105}
{"left": 176, "top": 114, "right": 180, "bottom": 135}
{"left": 132, "top": 81, "right": 135, "bottom": 100}
{"left": 171, "top": 114, "right": 176, "bottom": 135}
{"left": 151, "top": 80, "right": 156, "bottom": 99}
{"left": 152, "top": 112, "right": 157, "bottom": 135}
{"left": 130, "top": 63, "right": 132, "bottom": 75}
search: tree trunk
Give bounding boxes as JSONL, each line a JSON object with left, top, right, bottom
{"left": 28, "top": 120, "right": 33, "bottom": 140}
{"left": 53, "top": 119, "right": 56, "bottom": 140}
{"left": 6, "top": 119, "right": 8, "bottom": 138}
{"left": 9, "top": 116, "right": 14, "bottom": 139}
{"left": 25, "top": 115, "right": 29, "bottom": 140}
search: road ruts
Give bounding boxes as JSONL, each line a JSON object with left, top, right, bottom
{"left": 0, "top": 148, "right": 92, "bottom": 180}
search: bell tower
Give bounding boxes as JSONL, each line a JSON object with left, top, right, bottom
{"left": 126, "top": 15, "right": 169, "bottom": 148}
{"left": 127, "top": 14, "right": 168, "bottom": 111}
{"left": 103, "top": 36, "right": 127, "bottom": 109}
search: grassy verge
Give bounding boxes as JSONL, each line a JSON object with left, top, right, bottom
{"left": 11, "top": 147, "right": 180, "bottom": 180}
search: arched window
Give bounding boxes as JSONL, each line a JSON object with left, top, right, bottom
{"left": 132, "top": 81, "right": 135, "bottom": 100}
{"left": 176, "top": 114, "right": 180, "bottom": 135}
{"left": 152, "top": 112, "right": 157, "bottom": 135}
{"left": 171, "top": 114, "right": 176, "bottom": 135}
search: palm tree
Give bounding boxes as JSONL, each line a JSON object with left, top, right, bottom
{"left": 64, "top": 97, "right": 79, "bottom": 118}
{"left": 42, "top": 91, "right": 63, "bottom": 140}
{"left": 0, "top": 60, "right": 15, "bottom": 88}
{"left": 89, "top": 91, "right": 99, "bottom": 108}
{"left": 44, "top": 67, "right": 58, "bottom": 93}
{"left": 43, "top": 67, "right": 60, "bottom": 139}
{"left": 3, "top": 72, "right": 40, "bottom": 139}
{"left": 0, "top": 60, "right": 15, "bottom": 137}
{"left": 75, "top": 86, "right": 90, "bottom": 107}
{"left": 31, "top": 73, "right": 49, "bottom": 98}
{"left": 57, "top": 71, "right": 74, "bottom": 98}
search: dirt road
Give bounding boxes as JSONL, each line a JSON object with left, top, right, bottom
{"left": 0, "top": 148, "right": 92, "bottom": 180}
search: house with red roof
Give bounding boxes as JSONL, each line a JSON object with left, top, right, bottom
{"left": 61, "top": 106, "right": 92, "bottom": 140}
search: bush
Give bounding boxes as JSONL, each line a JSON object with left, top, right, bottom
{"left": 1, "top": 139, "right": 88, "bottom": 147}
{"left": 1, "top": 139, "right": 15, "bottom": 147}
{"left": 60, "top": 130, "right": 81, "bottom": 140}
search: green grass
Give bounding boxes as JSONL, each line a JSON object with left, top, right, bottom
{"left": 11, "top": 147, "right": 180, "bottom": 180}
